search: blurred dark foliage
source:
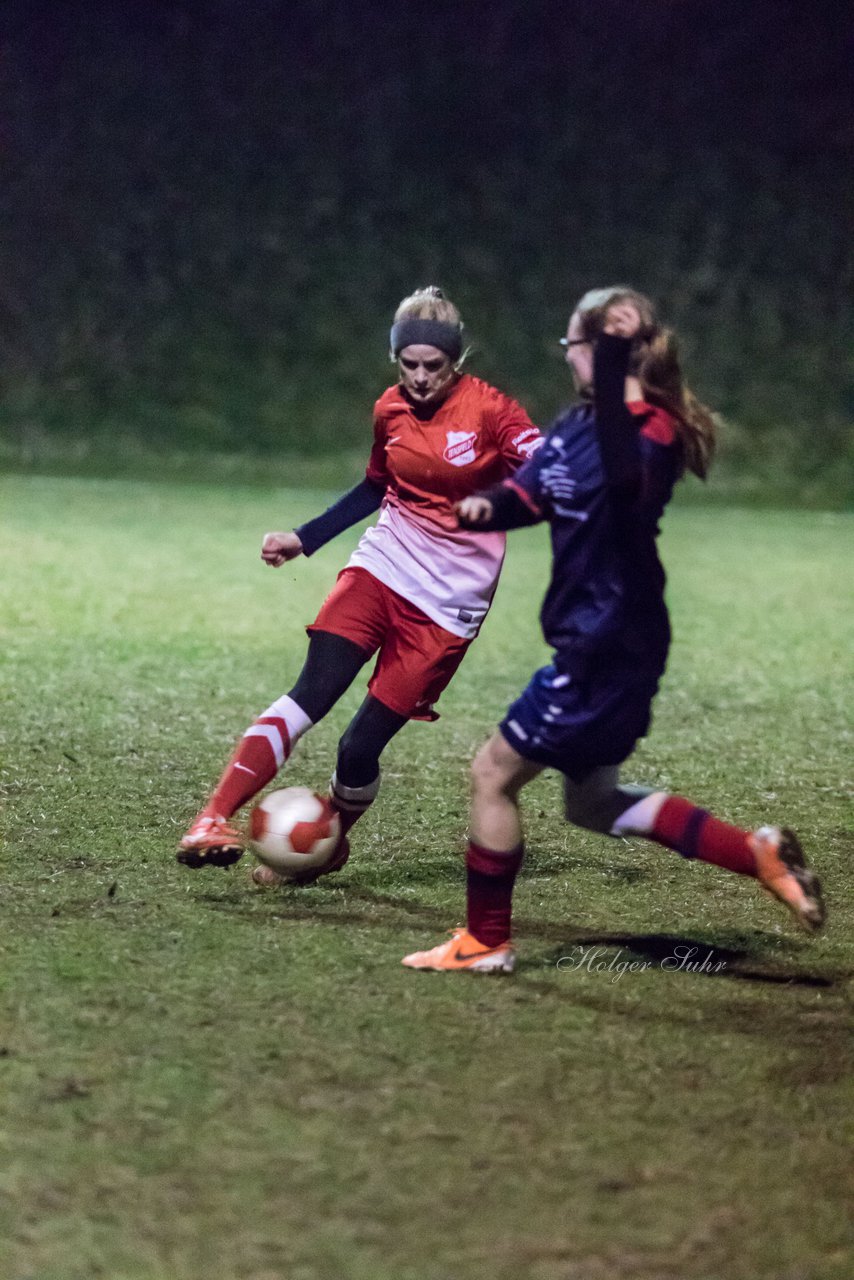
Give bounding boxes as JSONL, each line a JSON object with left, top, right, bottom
{"left": 0, "top": 0, "right": 852, "bottom": 495}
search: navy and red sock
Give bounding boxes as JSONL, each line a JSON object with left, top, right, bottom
{"left": 466, "top": 840, "right": 525, "bottom": 946}
{"left": 649, "top": 796, "right": 757, "bottom": 876}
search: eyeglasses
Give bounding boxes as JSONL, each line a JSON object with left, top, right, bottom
{"left": 559, "top": 337, "right": 589, "bottom": 348}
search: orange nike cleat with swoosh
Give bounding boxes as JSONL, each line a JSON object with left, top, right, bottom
{"left": 402, "top": 928, "right": 516, "bottom": 973}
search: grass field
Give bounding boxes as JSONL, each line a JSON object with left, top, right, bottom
{"left": 1, "top": 474, "right": 852, "bottom": 1280}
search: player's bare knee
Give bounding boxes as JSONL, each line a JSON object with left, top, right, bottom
{"left": 470, "top": 741, "right": 500, "bottom": 798}
{"left": 470, "top": 741, "right": 513, "bottom": 801}
{"left": 471, "top": 735, "right": 533, "bottom": 803}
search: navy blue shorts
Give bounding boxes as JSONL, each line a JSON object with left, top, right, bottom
{"left": 499, "top": 661, "right": 660, "bottom": 779}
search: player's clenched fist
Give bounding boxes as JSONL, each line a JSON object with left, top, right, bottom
{"left": 455, "top": 495, "right": 495, "bottom": 527}
{"left": 261, "top": 530, "right": 304, "bottom": 566}
{"left": 603, "top": 301, "right": 642, "bottom": 339}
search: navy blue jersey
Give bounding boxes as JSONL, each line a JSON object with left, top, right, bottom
{"left": 504, "top": 398, "right": 681, "bottom": 677}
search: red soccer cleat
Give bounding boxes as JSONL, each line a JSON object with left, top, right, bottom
{"left": 750, "top": 826, "right": 825, "bottom": 932}
{"left": 177, "top": 814, "right": 244, "bottom": 869}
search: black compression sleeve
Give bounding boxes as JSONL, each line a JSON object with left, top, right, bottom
{"left": 288, "top": 631, "right": 369, "bottom": 721}
{"left": 295, "top": 478, "right": 385, "bottom": 556}
{"left": 593, "top": 333, "right": 640, "bottom": 493}
{"left": 456, "top": 483, "right": 541, "bottom": 532}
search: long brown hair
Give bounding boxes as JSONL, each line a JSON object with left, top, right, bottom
{"left": 575, "top": 287, "right": 716, "bottom": 480}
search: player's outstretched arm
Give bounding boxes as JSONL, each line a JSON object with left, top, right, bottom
{"left": 281, "top": 477, "right": 386, "bottom": 560}
{"left": 456, "top": 484, "right": 541, "bottom": 532}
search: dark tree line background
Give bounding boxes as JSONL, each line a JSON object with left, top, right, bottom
{"left": 1, "top": 0, "right": 852, "bottom": 499}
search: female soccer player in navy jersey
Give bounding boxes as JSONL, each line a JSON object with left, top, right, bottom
{"left": 177, "top": 287, "right": 541, "bottom": 882}
{"left": 403, "top": 287, "right": 825, "bottom": 973}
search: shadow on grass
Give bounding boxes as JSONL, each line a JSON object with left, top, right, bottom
{"left": 526, "top": 856, "right": 652, "bottom": 885}
{"left": 190, "top": 886, "right": 851, "bottom": 1080}
{"left": 519, "top": 953, "right": 851, "bottom": 1081}
{"left": 193, "top": 882, "right": 455, "bottom": 933}
{"left": 193, "top": 881, "right": 845, "bottom": 992}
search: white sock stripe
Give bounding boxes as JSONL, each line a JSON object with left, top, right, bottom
{"left": 611, "top": 791, "right": 668, "bottom": 836}
{"left": 330, "top": 770, "right": 381, "bottom": 803}
{"left": 260, "top": 694, "right": 313, "bottom": 743}
{"left": 331, "top": 796, "right": 372, "bottom": 814}
{"left": 243, "top": 723, "right": 287, "bottom": 767}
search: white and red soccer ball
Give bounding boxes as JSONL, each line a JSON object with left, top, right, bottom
{"left": 248, "top": 787, "right": 341, "bottom": 877}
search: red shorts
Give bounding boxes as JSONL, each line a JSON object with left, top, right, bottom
{"left": 308, "top": 567, "right": 472, "bottom": 720}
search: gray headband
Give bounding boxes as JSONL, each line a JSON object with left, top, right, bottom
{"left": 390, "top": 317, "right": 463, "bottom": 361}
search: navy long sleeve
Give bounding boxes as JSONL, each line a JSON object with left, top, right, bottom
{"left": 456, "top": 484, "right": 541, "bottom": 533}
{"left": 592, "top": 333, "right": 639, "bottom": 496}
{"left": 295, "top": 478, "right": 385, "bottom": 556}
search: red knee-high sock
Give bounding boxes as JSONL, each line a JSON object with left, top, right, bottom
{"left": 205, "top": 715, "right": 292, "bottom": 819}
{"left": 466, "top": 841, "right": 525, "bottom": 946}
{"left": 649, "top": 796, "right": 757, "bottom": 877}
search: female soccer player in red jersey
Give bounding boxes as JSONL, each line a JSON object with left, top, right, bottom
{"left": 178, "top": 287, "right": 542, "bottom": 881}
{"left": 403, "top": 287, "right": 825, "bottom": 972}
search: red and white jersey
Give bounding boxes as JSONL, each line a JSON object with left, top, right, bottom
{"left": 347, "top": 374, "right": 542, "bottom": 638}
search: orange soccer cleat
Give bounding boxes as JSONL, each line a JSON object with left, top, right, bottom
{"left": 176, "top": 814, "right": 245, "bottom": 869}
{"left": 750, "top": 826, "right": 826, "bottom": 932}
{"left": 402, "top": 928, "right": 516, "bottom": 974}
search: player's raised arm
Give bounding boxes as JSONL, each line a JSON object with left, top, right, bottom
{"left": 592, "top": 304, "right": 643, "bottom": 497}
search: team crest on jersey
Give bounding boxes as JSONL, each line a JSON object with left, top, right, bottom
{"left": 443, "top": 431, "right": 478, "bottom": 467}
